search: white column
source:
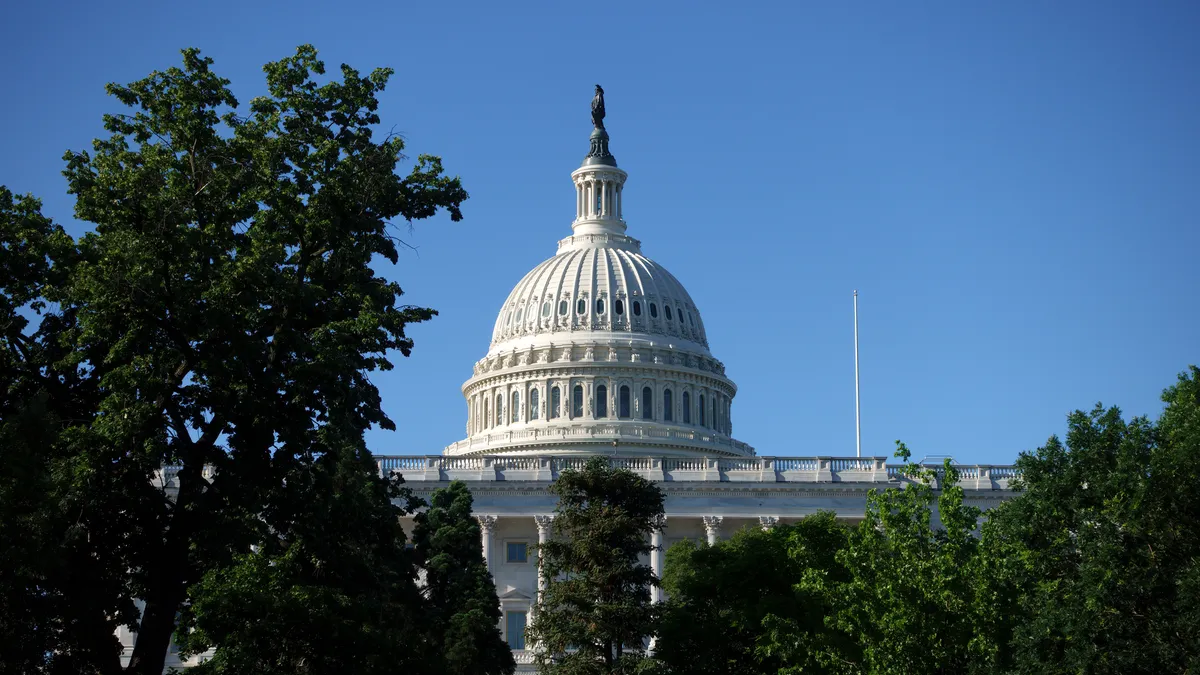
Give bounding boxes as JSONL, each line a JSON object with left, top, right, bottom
{"left": 534, "top": 515, "right": 554, "bottom": 604}
{"left": 650, "top": 515, "right": 666, "bottom": 604}
{"left": 477, "top": 515, "right": 497, "bottom": 574}
{"left": 758, "top": 516, "right": 779, "bottom": 531}
{"left": 702, "top": 516, "right": 722, "bottom": 545}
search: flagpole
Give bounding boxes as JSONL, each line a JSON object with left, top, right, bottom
{"left": 854, "top": 290, "right": 861, "bottom": 458}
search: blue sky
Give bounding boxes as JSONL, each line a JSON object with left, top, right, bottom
{"left": 3, "top": 1, "right": 1197, "bottom": 464}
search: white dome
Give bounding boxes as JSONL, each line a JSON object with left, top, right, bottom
{"left": 445, "top": 117, "right": 751, "bottom": 458}
{"left": 489, "top": 232, "right": 710, "bottom": 356}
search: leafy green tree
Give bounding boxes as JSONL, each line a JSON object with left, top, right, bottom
{"left": 528, "top": 456, "right": 665, "bottom": 675}
{"left": 985, "top": 366, "right": 1200, "bottom": 674}
{"left": 656, "top": 512, "right": 858, "bottom": 675}
{"left": 412, "top": 481, "right": 516, "bottom": 675}
{"left": 0, "top": 44, "right": 467, "bottom": 675}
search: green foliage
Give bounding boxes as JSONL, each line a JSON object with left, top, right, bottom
{"left": 528, "top": 457, "right": 665, "bottom": 675}
{"left": 657, "top": 513, "right": 857, "bottom": 675}
{"left": 0, "top": 44, "right": 469, "bottom": 675}
{"left": 413, "top": 482, "right": 516, "bottom": 675}
{"left": 984, "top": 366, "right": 1200, "bottom": 674}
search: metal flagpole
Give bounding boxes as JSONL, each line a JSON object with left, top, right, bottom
{"left": 854, "top": 290, "right": 861, "bottom": 458}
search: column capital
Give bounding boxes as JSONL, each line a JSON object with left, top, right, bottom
{"left": 759, "top": 516, "right": 779, "bottom": 531}
{"left": 702, "top": 515, "right": 723, "bottom": 534}
{"left": 534, "top": 514, "right": 555, "bottom": 535}
{"left": 476, "top": 514, "right": 498, "bottom": 533}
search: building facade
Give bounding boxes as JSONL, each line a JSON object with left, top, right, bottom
{"left": 380, "top": 99, "right": 1018, "bottom": 670}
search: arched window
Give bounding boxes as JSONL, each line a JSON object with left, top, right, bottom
{"left": 596, "top": 298, "right": 605, "bottom": 315}
{"left": 595, "top": 385, "right": 608, "bottom": 418}
{"left": 511, "top": 391, "right": 520, "bottom": 423}
{"left": 663, "top": 389, "right": 673, "bottom": 422}
{"left": 576, "top": 299, "right": 586, "bottom": 315}
{"left": 615, "top": 299, "right": 624, "bottom": 315}
{"left": 665, "top": 305, "right": 673, "bottom": 321}
{"left": 711, "top": 398, "right": 716, "bottom": 430}
{"left": 619, "top": 385, "right": 631, "bottom": 419}
{"left": 641, "top": 387, "right": 653, "bottom": 420}
{"left": 682, "top": 392, "right": 691, "bottom": 424}
{"left": 496, "top": 394, "right": 504, "bottom": 426}
{"left": 484, "top": 398, "right": 490, "bottom": 429}
{"left": 530, "top": 388, "right": 540, "bottom": 420}
{"left": 572, "top": 385, "right": 584, "bottom": 418}
{"left": 550, "top": 386, "right": 561, "bottom": 419}
{"left": 649, "top": 303, "right": 658, "bottom": 319}
{"left": 699, "top": 394, "right": 706, "bottom": 427}
{"left": 559, "top": 300, "right": 568, "bottom": 316}
{"left": 632, "top": 301, "right": 642, "bottom": 316}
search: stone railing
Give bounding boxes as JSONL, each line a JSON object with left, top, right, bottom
{"left": 443, "top": 424, "right": 755, "bottom": 457}
{"left": 376, "top": 455, "right": 1019, "bottom": 490}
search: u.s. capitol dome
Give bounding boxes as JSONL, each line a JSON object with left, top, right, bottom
{"left": 445, "top": 116, "right": 750, "bottom": 458}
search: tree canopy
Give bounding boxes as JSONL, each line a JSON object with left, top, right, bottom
{"left": 0, "top": 45, "right": 482, "bottom": 675}
{"left": 528, "top": 456, "right": 665, "bottom": 675}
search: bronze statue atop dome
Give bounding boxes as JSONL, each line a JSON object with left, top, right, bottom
{"left": 591, "top": 84, "right": 606, "bottom": 130}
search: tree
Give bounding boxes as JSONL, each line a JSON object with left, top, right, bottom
{"left": 984, "top": 366, "right": 1200, "bottom": 674}
{"left": 527, "top": 456, "right": 665, "bottom": 675}
{"left": 824, "top": 445, "right": 1003, "bottom": 675}
{"left": 656, "top": 513, "right": 857, "bottom": 675}
{"left": 412, "top": 481, "right": 516, "bottom": 675}
{"left": 0, "top": 44, "right": 468, "bottom": 675}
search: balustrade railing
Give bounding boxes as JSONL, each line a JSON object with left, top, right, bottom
{"left": 371, "top": 455, "right": 1018, "bottom": 489}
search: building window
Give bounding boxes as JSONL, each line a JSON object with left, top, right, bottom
{"left": 559, "top": 300, "right": 568, "bottom": 315}
{"left": 505, "top": 611, "right": 527, "bottom": 650}
{"left": 596, "top": 298, "right": 605, "bottom": 315}
{"left": 665, "top": 305, "right": 673, "bottom": 320}
{"left": 649, "top": 303, "right": 658, "bottom": 319}
{"left": 699, "top": 394, "right": 706, "bottom": 427}
{"left": 506, "top": 541, "right": 528, "bottom": 563}
{"left": 530, "top": 388, "right": 540, "bottom": 420}
{"left": 484, "top": 398, "right": 490, "bottom": 428}
{"left": 688, "top": 312, "right": 694, "bottom": 326}
{"left": 641, "top": 387, "right": 653, "bottom": 420}
{"left": 496, "top": 394, "right": 504, "bottom": 426}
{"left": 615, "top": 299, "right": 624, "bottom": 315}
{"left": 683, "top": 391, "right": 691, "bottom": 424}
{"left": 515, "top": 308, "right": 523, "bottom": 323}
{"left": 511, "top": 391, "right": 520, "bottom": 424}
{"left": 542, "top": 301, "right": 551, "bottom": 317}
{"left": 619, "top": 385, "right": 631, "bottom": 419}
{"left": 572, "top": 385, "right": 584, "bottom": 418}
{"left": 633, "top": 301, "right": 641, "bottom": 316}
{"left": 550, "top": 386, "right": 560, "bottom": 419}
{"left": 596, "top": 384, "right": 608, "bottom": 418}
{"left": 663, "top": 388, "right": 673, "bottom": 422}
{"left": 577, "top": 299, "right": 586, "bottom": 315}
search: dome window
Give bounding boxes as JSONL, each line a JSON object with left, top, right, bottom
{"left": 641, "top": 387, "right": 653, "bottom": 420}
{"left": 504, "top": 311, "right": 512, "bottom": 326}
{"left": 515, "top": 309, "right": 523, "bottom": 323}
{"left": 632, "top": 301, "right": 642, "bottom": 317}
{"left": 615, "top": 299, "right": 624, "bottom": 315}
{"left": 577, "top": 299, "right": 586, "bottom": 315}
{"left": 530, "top": 388, "right": 540, "bottom": 420}
{"left": 619, "top": 386, "right": 631, "bottom": 418}
{"left": 665, "top": 305, "right": 673, "bottom": 321}
{"left": 542, "top": 302, "right": 551, "bottom": 317}
{"left": 682, "top": 392, "right": 691, "bottom": 424}
{"left": 572, "top": 385, "right": 584, "bottom": 418}
{"left": 663, "top": 388, "right": 673, "bottom": 422}
{"left": 699, "top": 394, "right": 706, "bottom": 427}
{"left": 596, "top": 299, "right": 605, "bottom": 315}
{"left": 595, "top": 384, "right": 608, "bottom": 418}
{"left": 550, "top": 386, "right": 561, "bottom": 419}
{"left": 649, "top": 303, "right": 658, "bottom": 319}
{"left": 688, "top": 312, "right": 694, "bottom": 326}
{"left": 559, "top": 300, "right": 569, "bottom": 316}
{"left": 511, "top": 391, "right": 520, "bottom": 423}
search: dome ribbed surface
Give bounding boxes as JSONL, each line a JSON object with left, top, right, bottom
{"left": 490, "top": 243, "right": 709, "bottom": 352}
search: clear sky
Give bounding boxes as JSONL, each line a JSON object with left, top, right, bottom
{"left": 3, "top": 1, "right": 1197, "bottom": 464}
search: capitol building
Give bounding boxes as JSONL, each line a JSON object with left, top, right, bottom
{"left": 375, "top": 94, "right": 1019, "bottom": 670}
{"left": 126, "top": 93, "right": 1017, "bottom": 673}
